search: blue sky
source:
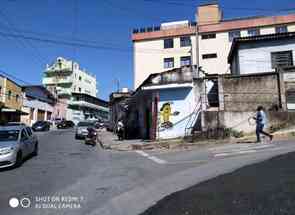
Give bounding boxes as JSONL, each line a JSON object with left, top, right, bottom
{"left": 0, "top": 0, "right": 294, "bottom": 100}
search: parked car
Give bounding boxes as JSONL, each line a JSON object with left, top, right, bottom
{"left": 0, "top": 125, "right": 38, "bottom": 169}
{"left": 57, "top": 120, "right": 75, "bottom": 129}
{"left": 32, "top": 121, "right": 50, "bottom": 132}
{"left": 75, "top": 121, "right": 95, "bottom": 139}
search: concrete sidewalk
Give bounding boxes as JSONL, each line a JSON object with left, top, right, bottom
{"left": 98, "top": 130, "right": 144, "bottom": 151}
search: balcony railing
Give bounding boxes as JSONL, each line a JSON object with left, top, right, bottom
{"left": 132, "top": 21, "right": 197, "bottom": 34}
{"left": 43, "top": 76, "right": 73, "bottom": 85}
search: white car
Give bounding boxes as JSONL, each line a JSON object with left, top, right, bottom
{"left": 0, "top": 125, "right": 38, "bottom": 169}
{"left": 75, "top": 121, "right": 95, "bottom": 139}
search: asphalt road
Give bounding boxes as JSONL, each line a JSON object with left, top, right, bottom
{"left": 0, "top": 129, "right": 199, "bottom": 215}
{"left": 1, "top": 129, "right": 295, "bottom": 215}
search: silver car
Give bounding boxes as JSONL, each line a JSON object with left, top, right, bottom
{"left": 75, "top": 121, "right": 95, "bottom": 139}
{"left": 0, "top": 125, "right": 38, "bottom": 169}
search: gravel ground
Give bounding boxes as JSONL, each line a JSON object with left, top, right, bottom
{"left": 141, "top": 152, "right": 295, "bottom": 215}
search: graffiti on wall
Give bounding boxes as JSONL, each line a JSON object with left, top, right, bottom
{"left": 160, "top": 102, "right": 180, "bottom": 129}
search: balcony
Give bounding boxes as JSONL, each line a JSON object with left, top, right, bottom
{"left": 56, "top": 88, "right": 72, "bottom": 96}
{"left": 43, "top": 76, "right": 73, "bottom": 85}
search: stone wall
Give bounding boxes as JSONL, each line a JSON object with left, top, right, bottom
{"left": 219, "top": 73, "right": 282, "bottom": 112}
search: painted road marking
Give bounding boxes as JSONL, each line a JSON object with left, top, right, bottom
{"left": 135, "top": 150, "right": 167, "bottom": 164}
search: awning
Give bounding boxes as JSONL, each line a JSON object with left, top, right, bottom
{"left": 1, "top": 108, "right": 29, "bottom": 115}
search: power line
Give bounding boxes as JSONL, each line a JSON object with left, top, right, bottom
{"left": 144, "top": 0, "right": 295, "bottom": 12}
{"left": 0, "top": 9, "right": 48, "bottom": 65}
{"left": 0, "top": 30, "right": 198, "bottom": 55}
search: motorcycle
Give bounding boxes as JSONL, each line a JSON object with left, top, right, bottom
{"left": 85, "top": 127, "right": 97, "bottom": 147}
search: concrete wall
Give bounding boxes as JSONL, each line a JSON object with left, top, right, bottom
{"left": 235, "top": 39, "right": 295, "bottom": 75}
{"left": 157, "top": 87, "right": 196, "bottom": 139}
{"left": 204, "top": 110, "right": 295, "bottom": 134}
{"left": 220, "top": 74, "right": 281, "bottom": 112}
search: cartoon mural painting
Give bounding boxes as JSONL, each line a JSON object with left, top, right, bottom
{"left": 160, "top": 102, "right": 179, "bottom": 129}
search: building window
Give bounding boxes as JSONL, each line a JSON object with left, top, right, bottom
{"left": 271, "top": 51, "right": 293, "bottom": 69}
{"left": 164, "top": 58, "right": 174, "bottom": 69}
{"left": 201, "top": 33, "right": 216, "bottom": 40}
{"left": 16, "top": 94, "right": 19, "bottom": 102}
{"left": 164, "top": 38, "right": 174, "bottom": 49}
{"left": 7, "top": 90, "right": 11, "bottom": 100}
{"left": 180, "top": 36, "right": 191, "bottom": 47}
{"left": 180, "top": 56, "right": 191, "bottom": 66}
{"left": 275, "top": 26, "right": 288, "bottom": 34}
{"left": 79, "top": 76, "right": 82, "bottom": 81}
{"left": 202, "top": 53, "right": 217, "bottom": 59}
{"left": 78, "top": 87, "right": 81, "bottom": 92}
{"left": 229, "top": 30, "right": 241, "bottom": 42}
{"left": 248, "top": 28, "right": 260, "bottom": 36}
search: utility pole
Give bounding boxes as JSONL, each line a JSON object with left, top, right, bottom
{"left": 114, "top": 78, "right": 120, "bottom": 92}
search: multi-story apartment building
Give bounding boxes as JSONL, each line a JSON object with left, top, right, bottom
{"left": 132, "top": 3, "right": 295, "bottom": 89}
{"left": 43, "top": 57, "right": 97, "bottom": 98}
{"left": 42, "top": 57, "right": 110, "bottom": 123}
{"left": 0, "top": 75, "right": 24, "bottom": 123}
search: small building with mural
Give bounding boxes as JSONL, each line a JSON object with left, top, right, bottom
{"left": 126, "top": 66, "right": 198, "bottom": 140}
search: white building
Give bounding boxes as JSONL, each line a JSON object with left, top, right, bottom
{"left": 228, "top": 32, "right": 295, "bottom": 75}
{"left": 132, "top": 3, "right": 295, "bottom": 89}
{"left": 43, "top": 57, "right": 97, "bottom": 98}
{"left": 42, "top": 57, "right": 101, "bottom": 122}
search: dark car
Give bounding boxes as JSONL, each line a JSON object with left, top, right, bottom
{"left": 32, "top": 121, "right": 50, "bottom": 132}
{"left": 57, "top": 121, "right": 75, "bottom": 129}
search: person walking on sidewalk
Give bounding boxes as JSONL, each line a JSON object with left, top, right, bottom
{"left": 253, "top": 106, "right": 273, "bottom": 143}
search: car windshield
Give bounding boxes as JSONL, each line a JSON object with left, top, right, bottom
{"left": 34, "top": 121, "right": 45, "bottom": 126}
{"left": 0, "top": 130, "right": 19, "bottom": 142}
{"left": 77, "top": 122, "right": 94, "bottom": 127}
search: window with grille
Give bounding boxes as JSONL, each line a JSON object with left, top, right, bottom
{"left": 164, "top": 58, "right": 174, "bottom": 69}
{"left": 180, "top": 56, "right": 191, "bottom": 66}
{"left": 248, "top": 28, "right": 260, "bottom": 36}
{"left": 271, "top": 51, "right": 293, "bottom": 69}
{"left": 201, "top": 33, "right": 216, "bottom": 39}
{"left": 275, "top": 26, "right": 288, "bottom": 34}
{"left": 164, "top": 38, "right": 174, "bottom": 49}
{"left": 180, "top": 36, "right": 191, "bottom": 47}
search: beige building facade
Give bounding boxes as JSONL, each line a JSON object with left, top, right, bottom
{"left": 132, "top": 3, "right": 295, "bottom": 89}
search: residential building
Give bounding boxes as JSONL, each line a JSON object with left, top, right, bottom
{"left": 67, "top": 93, "right": 109, "bottom": 124}
{"left": 228, "top": 32, "right": 295, "bottom": 75}
{"left": 132, "top": 2, "right": 295, "bottom": 89}
{"left": 21, "top": 85, "right": 56, "bottom": 126}
{"left": 43, "top": 57, "right": 97, "bottom": 98}
{"left": 0, "top": 75, "right": 24, "bottom": 123}
{"left": 42, "top": 57, "right": 99, "bottom": 122}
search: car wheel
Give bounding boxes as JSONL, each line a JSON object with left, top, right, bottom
{"left": 32, "top": 142, "right": 38, "bottom": 156}
{"left": 14, "top": 151, "right": 23, "bottom": 168}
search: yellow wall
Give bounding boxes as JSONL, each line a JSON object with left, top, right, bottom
{"left": 4, "top": 78, "right": 23, "bottom": 110}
